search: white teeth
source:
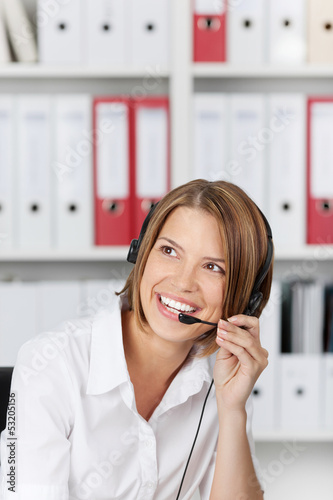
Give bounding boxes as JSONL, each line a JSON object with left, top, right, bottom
{"left": 160, "top": 295, "right": 196, "bottom": 313}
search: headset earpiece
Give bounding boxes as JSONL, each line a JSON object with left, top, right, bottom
{"left": 127, "top": 239, "right": 139, "bottom": 264}
{"left": 244, "top": 292, "right": 263, "bottom": 317}
{"left": 127, "top": 203, "right": 159, "bottom": 264}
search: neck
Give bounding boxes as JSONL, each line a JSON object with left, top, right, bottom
{"left": 122, "top": 310, "right": 193, "bottom": 385}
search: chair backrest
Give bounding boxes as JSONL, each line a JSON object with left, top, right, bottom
{"left": 0, "top": 367, "right": 14, "bottom": 435}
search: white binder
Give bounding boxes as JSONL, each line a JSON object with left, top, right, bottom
{"left": 324, "top": 354, "right": 333, "bottom": 431}
{"left": 308, "top": 0, "right": 333, "bottom": 64}
{"left": 16, "top": 95, "right": 52, "bottom": 249}
{"left": 3, "top": 0, "right": 37, "bottom": 62}
{"left": 36, "top": 281, "right": 82, "bottom": 333}
{"left": 193, "top": 93, "right": 228, "bottom": 181}
{"left": 85, "top": 0, "right": 129, "bottom": 66}
{"left": 227, "top": 0, "right": 266, "bottom": 66}
{"left": 268, "top": 0, "right": 307, "bottom": 65}
{"left": 267, "top": 94, "right": 306, "bottom": 250}
{"left": 252, "top": 358, "right": 279, "bottom": 433}
{"left": 130, "top": 0, "right": 169, "bottom": 66}
{"left": 37, "top": 0, "right": 83, "bottom": 64}
{"left": 0, "top": 96, "right": 14, "bottom": 250}
{"left": 0, "top": 282, "right": 37, "bottom": 367}
{"left": 280, "top": 354, "right": 323, "bottom": 431}
{"left": 0, "top": 0, "right": 10, "bottom": 63}
{"left": 229, "top": 94, "right": 266, "bottom": 211}
{"left": 53, "top": 95, "right": 93, "bottom": 249}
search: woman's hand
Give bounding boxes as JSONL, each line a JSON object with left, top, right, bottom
{"left": 213, "top": 315, "right": 269, "bottom": 412}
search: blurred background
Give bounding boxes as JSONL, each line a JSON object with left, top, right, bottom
{"left": 0, "top": 0, "right": 333, "bottom": 498}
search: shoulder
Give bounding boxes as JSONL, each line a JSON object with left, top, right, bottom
{"left": 12, "top": 293, "right": 124, "bottom": 393}
{"left": 17, "top": 314, "right": 93, "bottom": 362}
{"left": 12, "top": 314, "right": 95, "bottom": 393}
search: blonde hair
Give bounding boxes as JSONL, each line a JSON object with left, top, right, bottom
{"left": 118, "top": 179, "right": 274, "bottom": 358}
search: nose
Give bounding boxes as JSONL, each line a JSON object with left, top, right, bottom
{"left": 171, "top": 262, "right": 198, "bottom": 293}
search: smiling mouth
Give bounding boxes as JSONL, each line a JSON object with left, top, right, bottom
{"left": 159, "top": 295, "right": 197, "bottom": 315}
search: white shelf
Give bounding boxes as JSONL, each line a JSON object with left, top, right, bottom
{"left": 0, "top": 247, "right": 129, "bottom": 261}
{"left": 275, "top": 246, "right": 333, "bottom": 261}
{"left": 193, "top": 63, "right": 333, "bottom": 78}
{"left": 254, "top": 430, "right": 333, "bottom": 442}
{"left": 2, "top": 63, "right": 333, "bottom": 79}
{"left": 0, "top": 63, "right": 170, "bottom": 79}
{"left": 1, "top": 246, "right": 332, "bottom": 262}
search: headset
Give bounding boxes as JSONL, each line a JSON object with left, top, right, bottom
{"left": 127, "top": 201, "right": 273, "bottom": 499}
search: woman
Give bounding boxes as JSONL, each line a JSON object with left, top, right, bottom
{"left": 0, "top": 179, "right": 273, "bottom": 500}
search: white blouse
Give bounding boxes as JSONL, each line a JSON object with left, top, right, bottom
{"left": 0, "top": 294, "right": 264, "bottom": 500}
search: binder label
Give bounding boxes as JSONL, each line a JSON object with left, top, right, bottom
{"left": 137, "top": 107, "right": 168, "bottom": 198}
{"left": 96, "top": 103, "right": 129, "bottom": 199}
{"left": 311, "top": 103, "right": 333, "bottom": 198}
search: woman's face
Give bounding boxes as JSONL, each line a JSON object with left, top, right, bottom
{"left": 139, "top": 206, "right": 226, "bottom": 345}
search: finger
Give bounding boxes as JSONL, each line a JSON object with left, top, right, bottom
{"left": 217, "top": 324, "right": 267, "bottom": 364}
{"left": 218, "top": 318, "right": 260, "bottom": 345}
{"left": 215, "top": 336, "right": 235, "bottom": 360}
{"left": 218, "top": 334, "right": 266, "bottom": 365}
{"left": 216, "top": 336, "right": 256, "bottom": 366}
{"left": 222, "top": 316, "right": 260, "bottom": 339}
{"left": 216, "top": 337, "right": 268, "bottom": 374}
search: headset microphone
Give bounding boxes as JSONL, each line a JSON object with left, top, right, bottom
{"left": 178, "top": 313, "right": 217, "bottom": 327}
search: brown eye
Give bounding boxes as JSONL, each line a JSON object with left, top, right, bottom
{"left": 161, "top": 246, "right": 176, "bottom": 257}
{"left": 205, "top": 263, "right": 224, "bottom": 273}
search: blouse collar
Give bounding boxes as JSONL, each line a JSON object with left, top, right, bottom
{"left": 86, "top": 294, "right": 214, "bottom": 398}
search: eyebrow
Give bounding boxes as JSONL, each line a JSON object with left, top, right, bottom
{"left": 156, "top": 236, "right": 225, "bottom": 263}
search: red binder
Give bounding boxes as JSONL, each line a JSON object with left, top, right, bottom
{"left": 193, "top": 0, "right": 226, "bottom": 62}
{"left": 307, "top": 97, "right": 333, "bottom": 245}
{"left": 131, "top": 97, "right": 170, "bottom": 238}
{"left": 93, "top": 97, "right": 133, "bottom": 246}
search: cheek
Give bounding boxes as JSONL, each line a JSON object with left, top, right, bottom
{"left": 140, "top": 258, "right": 165, "bottom": 297}
{"left": 206, "top": 280, "right": 225, "bottom": 310}
{"left": 144, "top": 255, "right": 169, "bottom": 284}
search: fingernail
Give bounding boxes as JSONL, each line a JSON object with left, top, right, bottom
{"left": 218, "top": 329, "right": 228, "bottom": 336}
{"left": 227, "top": 316, "right": 237, "bottom": 323}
